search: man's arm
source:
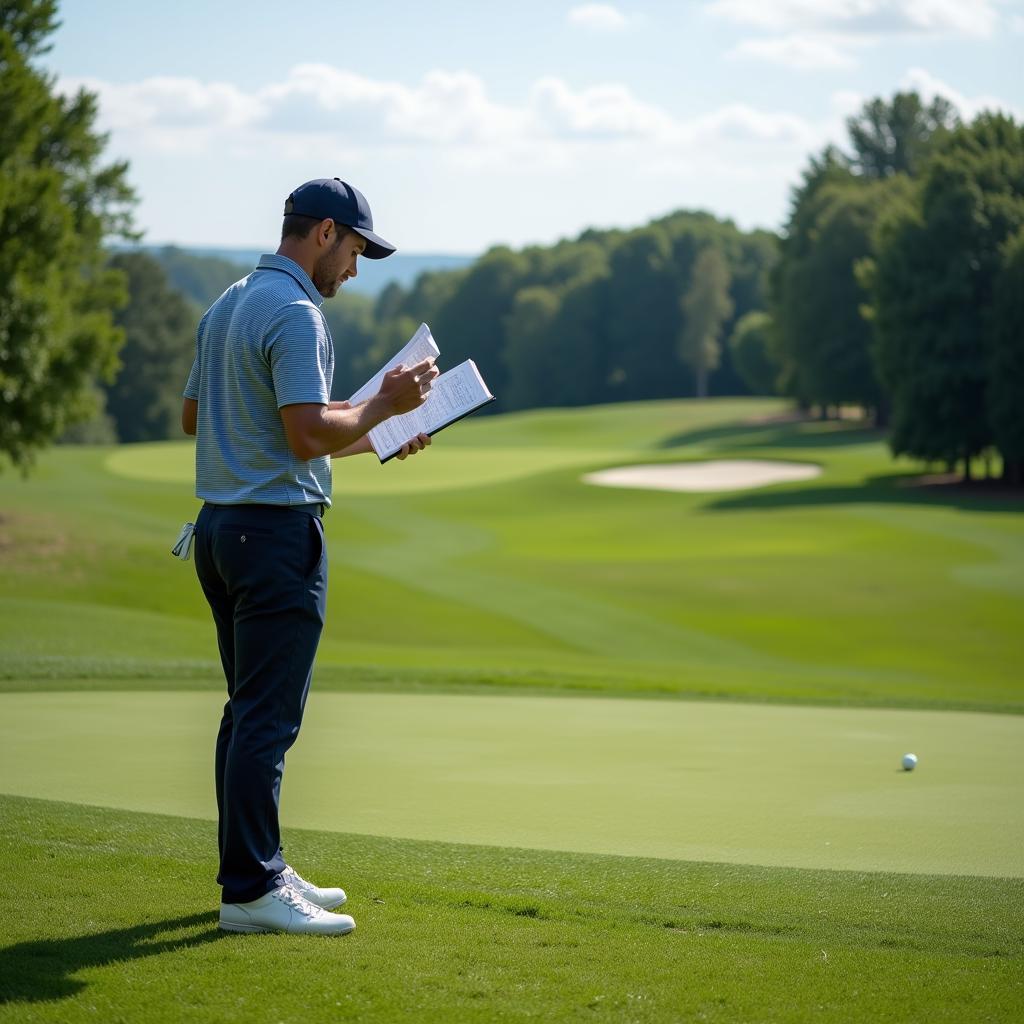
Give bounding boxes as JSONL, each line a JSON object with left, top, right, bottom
{"left": 279, "top": 359, "right": 437, "bottom": 461}
{"left": 326, "top": 402, "right": 429, "bottom": 460}
{"left": 182, "top": 398, "right": 198, "bottom": 436}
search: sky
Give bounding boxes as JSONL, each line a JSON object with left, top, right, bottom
{"left": 44, "top": 0, "right": 1024, "bottom": 254}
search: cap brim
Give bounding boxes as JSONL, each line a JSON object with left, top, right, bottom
{"left": 352, "top": 227, "right": 396, "bottom": 260}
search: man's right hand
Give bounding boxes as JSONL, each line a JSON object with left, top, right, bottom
{"left": 375, "top": 359, "right": 438, "bottom": 416}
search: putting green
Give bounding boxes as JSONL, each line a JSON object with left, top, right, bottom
{"left": 2, "top": 691, "right": 1021, "bottom": 877}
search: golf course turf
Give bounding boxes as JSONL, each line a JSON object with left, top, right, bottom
{"left": 1, "top": 397, "right": 1021, "bottom": 1021}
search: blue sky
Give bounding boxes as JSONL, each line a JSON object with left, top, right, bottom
{"left": 45, "top": 0, "right": 1024, "bottom": 253}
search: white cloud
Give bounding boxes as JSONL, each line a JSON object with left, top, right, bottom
{"left": 59, "top": 63, "right": 1020, "bottom": 250}
{"left": 529, "top": 77, "right": 676, "bottom": 139}
{"left": 729, "top": 33, "right": 858, "bottom": 69}
{"left": 63, "top": 75, "right": 259, "bottom": 132}
{"left": 687, "top": 103, "right": 818, "bottom": 146}
{"left": 258, "top": 65, "right": 524, "bottom": 146}
{"left": 567, "top": 3, "right": 629, "bottom": 32}
{"left": 708, "top": 0, "right": 998, "bottom": 36}
{"left": 62, "top": 66, "right": 824, "bottom": 160}
{"left": 899, "top": 67, "right": 1023, "bottom": 119}
{"left": 710, "top": 0, "right": 999, "bottom": 70}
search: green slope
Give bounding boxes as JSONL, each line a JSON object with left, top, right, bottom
{"left": 2, "top": 398, "right": 1021, "bottom": 710}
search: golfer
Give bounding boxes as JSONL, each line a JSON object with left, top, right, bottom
{"left": 181, "top": 178, "right": 436, "bottom": 935}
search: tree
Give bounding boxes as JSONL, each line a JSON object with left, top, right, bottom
{"left": 678, "top": 246, "right": 733, "bottom": 398}
{"left": 728, "top": 312, "right": 778, "bottom": 395}
{"left": 0, "top": 0, "right": 136, "bottom": 469}
{"left": 987, "top": 228, "right": 1024, "bottom": 484}
{"left": 150, "top": 246, "right": 247, "bottom": 309}
{"left": 776, "top": 177, "right": 909, "bottom": 421}
{"left": 102, "top": 253, "right": 197, "bottom": 442}
{"left": 863, "top": 113, "right": 1024, "bottom": 479}
{"left": 322, "top": 290, "right": 376, "bottom": 399}
{"left": 771, "top": 94, "right": 956, "bottom": 420}
{"left": 502, "top": 286, "right": 561, "bottom": 410}
{"left": 847, "top": 92, "right": 958, "bottom": 180}
{"left": 770, "top": 147, "right": 856, "bottom": 408}
{"left": 604, "top": 227, "right": 683, "bottom": 401}
{"left": 431, "top": 246, "right": 528, "bottom": 404}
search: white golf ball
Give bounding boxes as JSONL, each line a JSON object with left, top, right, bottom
{"left": 902, "top": 753, "right": 918, "bottom": 771}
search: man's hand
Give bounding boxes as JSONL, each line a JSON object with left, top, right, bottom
{"left": 394, "top": 432, "right": 432, "bottom": 460}
{"left": 374, "top": 359, "right": 438, "bottom": 417}
{"left": 281, "top": 363, "right": 440, "bottom": 462}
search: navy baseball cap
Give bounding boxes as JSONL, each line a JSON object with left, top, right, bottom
{"left": 284, "top": 178, "right": 396, "bottom": 260}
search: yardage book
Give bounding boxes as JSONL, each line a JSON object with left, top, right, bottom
{"left": 348, "top": 323, "right": 495, "bottom": 464}
{"left": 348, "top": 323, "right": 495, "bottom": 463}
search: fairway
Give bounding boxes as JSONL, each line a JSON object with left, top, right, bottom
{"left": 1, "top": 398, "right": 1022, "bottom": 1022}
{"left": 1, "top": 691, "right": 1021, "bottom": 877}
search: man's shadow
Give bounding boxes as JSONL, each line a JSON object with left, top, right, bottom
{"left": 0, "top": 913, "right": 227, "bottom": 1005}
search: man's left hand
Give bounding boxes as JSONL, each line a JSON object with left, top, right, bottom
{"left": 395, "top": 433, "right": 432, "bottom": 460}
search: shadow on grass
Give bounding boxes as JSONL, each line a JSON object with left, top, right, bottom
{"left": 657, "top": 419, "right": 885, "bottom": 452}
{"left": 703, "top": 473, "right": 1024, "bottom": 515}
{"left": 0, "top": 912, "right": 225, "bottom": 1005}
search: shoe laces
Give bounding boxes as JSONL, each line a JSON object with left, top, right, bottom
{"left": 273, "top": 882, "right": 320, "bottom": 919}
{"left": 282, "top": 866, "right": 314, "bottom": 896}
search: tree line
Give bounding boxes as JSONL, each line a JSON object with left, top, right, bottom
{"left": 769, "top": 93, "right": 1024, "bottom": 484}
{"left": 2, "top": 0, "right": 1022, "bottom": 485}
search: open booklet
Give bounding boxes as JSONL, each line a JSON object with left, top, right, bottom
{"left": 347, "top": 323, "right": 495, "bottom": 463}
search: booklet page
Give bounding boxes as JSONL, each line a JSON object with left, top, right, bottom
{"left": 347, "top": 323, "right": 440, "bottom": 406}
{"left": 368, "top": 360, "right": 493, "bottom": 460}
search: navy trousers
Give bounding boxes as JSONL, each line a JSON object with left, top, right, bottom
{"left": 193, "top": 503, "right": 327, "bottom": 904}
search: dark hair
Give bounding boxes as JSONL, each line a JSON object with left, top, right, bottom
{"left": 281, "top": 214, "right": 357, "bottom": 246}
{"left": 281, "top": 213, "right": 324, "bottom": 242}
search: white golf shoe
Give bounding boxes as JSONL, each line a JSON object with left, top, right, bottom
{"left": 219, "top": 883, "right": 355, "bottom": 935}
{"left": 282, "top": 864, "right": 348, "bottom": 910}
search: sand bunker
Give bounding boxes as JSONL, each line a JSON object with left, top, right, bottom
{"left": 583, "top": 460, "right": 822, "bottom": 493}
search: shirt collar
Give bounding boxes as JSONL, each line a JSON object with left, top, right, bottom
{"left": 256, "top": 254, "right": 324, "bottom": 307}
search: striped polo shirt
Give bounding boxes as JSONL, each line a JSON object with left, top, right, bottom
{"left": 183, "top": 254, "right": 334, "bottom": 507}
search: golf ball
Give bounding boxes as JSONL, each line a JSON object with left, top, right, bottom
{"left": 902, "top": 753, "right": 918, "bottom": 771}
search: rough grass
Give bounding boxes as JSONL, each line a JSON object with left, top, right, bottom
{"left": 1, "top": 796, "right": 1021, "bottom": 1024}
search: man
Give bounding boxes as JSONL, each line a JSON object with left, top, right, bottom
{"left": 181, "top": 178, "right": 436, "bottom": 936}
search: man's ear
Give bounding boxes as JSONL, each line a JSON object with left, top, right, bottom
{"left": 317, "top": 218, "right": 335, "bottom": 248}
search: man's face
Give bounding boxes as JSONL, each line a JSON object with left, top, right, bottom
{"left": 312, "top": 225, "right": 366, "bottom": 298}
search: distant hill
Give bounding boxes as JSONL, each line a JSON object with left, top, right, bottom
{"left": 122, "top": 245, "right": 476, "bottom": 304}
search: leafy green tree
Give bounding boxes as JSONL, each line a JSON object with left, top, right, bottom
{"left": 771, "top": 94, "right": 956, "bottom": 420}
{"left": 102, "top": 253, "right": 198, "bottom": 442}
{"left": 150, "top": 246, "right": 247, "bottom": 309}
{"left": 771, "top": 147, "right": 857, "bottom": 408}
{"left": 0, "top": 0, "right": 135, "bottom": 469}
{"left": 431, "top": 246, "right": 528, "bottom": 404}
{"left": 987, "top": 227, "right": 1024, "bottom": 484}
{"left": 678, "top": 246, "right": 733, "bottom": 398}
{"left": 847, "top": 92, "right": 958, "bottom": 180}
{"left": 604, "top": 227, "right": 683, "bottom": 401}
{"left": 863, "top": 113, "right": 1024, "bottom": 479}
{"left": 502, "top": 286, "right": 561, "bottom": 410}
{"left": 548, "top": 274, "right": 612, "bottom": 407}
{"left": 322, "top": 290, "right": 376, "bottom": 399}
{"left": 777, "top": 177, "right": 909, "bottom": 421}
{"left": 728, "top": 312, "right": 778, "bottom": 395}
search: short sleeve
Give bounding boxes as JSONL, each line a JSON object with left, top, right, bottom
{"left": 265, "top": 302, "right": 331, "bottom": 408}
{"left": 183, "top": 359, "right": 200, "bottom": 400}
{"left": 183, "top": 312, "right": 206, "bottom": 399}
